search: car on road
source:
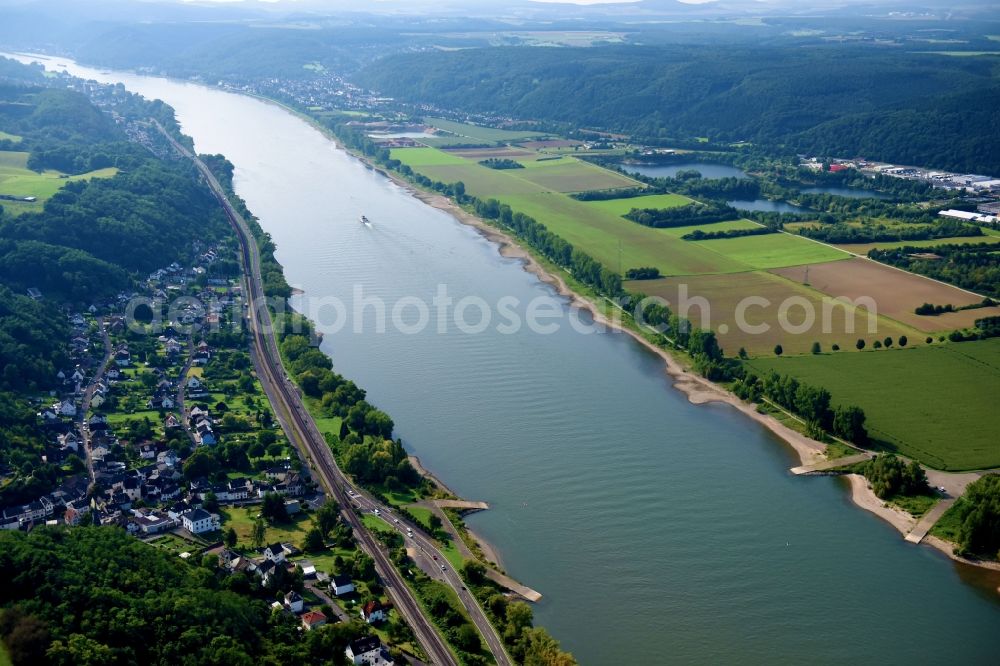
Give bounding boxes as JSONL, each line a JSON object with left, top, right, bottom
{"left": 440, "top": 565, "right": 447, "bottom": 571}
{"left": 373, "top": 509, "right": 380, "bottom": 516}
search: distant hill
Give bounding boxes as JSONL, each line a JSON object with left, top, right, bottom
{"left": 357, "top": 45, "right": 1000, "bottom": 174}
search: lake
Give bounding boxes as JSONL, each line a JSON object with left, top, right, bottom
{"left": 801, "top": 186, "right": 894, "bottom": 200}
{"left": 619, "top": 161, "right": 749, "bottom": 180}
{"left": 729, "top": 198, "right": 810, "bottom": 214}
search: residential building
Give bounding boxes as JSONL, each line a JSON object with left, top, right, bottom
{"left": 331, "top": 574, "right": 355, "bottom": 596}
{"left": 346, "top": 636, "right": 394, "bottom": 665}
{"left": 179, "top": 507, "right": 219, "bottom": 534}
{"left": 301, "top": 611, "right": 328, "bottom": 632}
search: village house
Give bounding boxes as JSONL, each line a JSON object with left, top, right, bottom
{"left": 64, "top": 500, "right": 91, "bottom": 526}
{"left": 256, "top": 558, "right": 282, "bottom": 587}
{"left": 301, "top": 610, "right": 328, "bottom": 632}
{"left": 58, "top": 432, "right": 81, "bottom": 453}
{"left": 2, "top": 497, "right": 55, "bottom": 528}
{"left": 130, "top": 509, "right": 177, "bottom": 535}
{"left": 345, "top": 636, "right": 394, "bottom": 665}
{"left": 360, "top": 600, "right": 389, "bottom": 624}
{"left": 179, "top": 507, "right": 219, "bottom": 534}
{"left": 263, "top": 543, "right": 287, "bottom": 563}
{"left": 114, "top": 348, "right": 131, "bottom": 367}
{"left": 283, "top": 590, "right": 304, "bottom": 614}
{"left": 331, "top": 573, "right": 355, "bottom": 597}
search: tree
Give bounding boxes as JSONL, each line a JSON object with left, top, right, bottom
{"left": 856, "top": 338, "right": 866, "bottom": 350}
{"left": 899, "top": 335, "right": 908, "bottom": 347}
{"left": 261, "top": 492, "right": 289, "bottom": 523}
{"left": 251, "top": 516, "right": 267, "bottom": 549}
{"left": 203, "top": 491, "right": 219, "bottom": 514}
{"left": 504, "top": 601, "right": 534, "bottom": 642}
{"left": 266, "top": 442, "right": 284, "bottom": 458}
{"left": 832, "top": 405, "right": 868, "bottom": 445}
{"left": 831, "top": 343, "right": 840, "bottom": 351}
{"left": 738, "top": 347, "right": 748, "bottom": 359}
{"left": 247, "top": 440, "right": 265, "bottom": 459}
{"left": 224, "top": 526, "right": 238, "bottom": 548}
{"left": 773, "top": 344, "right": 783, "bottom": 356}
{"left": 461, "top": 560, "right": 487, "bottom": 586}
{"left": 315, "top": 500, "right": 341, "bottom": 536}
{"left": 453, "top": 624, "right": 481, "bottom": 653}
{"left": 884, "top": 336, "right": 893, "bottom": 348}
{"left": 182, "top": 448, "right": 218, "bottom": 480}
{"left": 873, "top": 340, "right": 882, "bottom": 349}
{"left": 303, "top": 527, "right": 326, "bottom": 553}
{"left": 811, "top": 341, "right": 821, "bottom": 354}
{"left": 428, "top": 514, "right": 443, "bottom": 534}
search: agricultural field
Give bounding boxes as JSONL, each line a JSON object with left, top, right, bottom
{"left": 657, "top": 219, "right": 761, "bottom": 238}
{"left": 771, "top": 257, "right": 1000, "bottom": 331}
{"left": 498, "top": 191, "right": 751, "bottom": 275}
{"left": 0, "top": 130, "right": 21, "bottom": 143}
{"left": 692, "top": 232, "right": 850, "bottom": 270}
{"left": 391, "top": 147, "right": 468, "bottom": 167}
{"left": 446, "top": 147, "right": 536, "bottom": 160}
{"left": 631, "top": 271, "right": 915, "bottom": 356}
{"left": 583, "top": 193, "right": 691, "bottom": 216}
{"left": 424, "top": 117, "right": 546, "bottom": 144}
{"left": 747, "top": 338, "right": 1000, "bottom": 470}
{"left": 509, "top": 158, "right": 640, "bottom": 192}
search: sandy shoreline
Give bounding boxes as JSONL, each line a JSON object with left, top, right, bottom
{"left": 293, "top": 107, "right": 997, "bottom": 576}
{"left": 845, "top": 474, "right": 918, "bottom": 534}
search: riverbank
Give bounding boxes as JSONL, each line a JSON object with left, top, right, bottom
{"left": 241, "top": 91, "right": 997, "bottom": 577}
{"left": 342, "top": 139, "right": 1000, "bottom": 574}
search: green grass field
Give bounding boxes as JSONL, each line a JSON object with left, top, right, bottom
{"left": 0, "top": 150, "right": 117, "bottom": 210}
{"left": 509, "top": 158, "right": 640, "bottom": 192}
{"left": 584, "top": 193, "right": 691, "bottom": 216}
{"left": 220, "top": 506, "right": 315, "bottom": 548}
{"left": 659, "top": 219, "right": 761, "bottom": 238}
{"left": 425, "top": 117, "right": 545, "bottom": 143}
{"left": 499, "top": 192, "right": 750, "bottom": 275}
{"left": 693, "top": 232, "right": 850, "bottom": 270}
{"left": 0, "top": 641, "right": 11, "bottom": 666}
{"left": 396, "top": 144, "right": 855, "bottom": 279}
{"left": 404, "top": 504, "right": 435, "bottom": 531}
{"left": 747, "top": 338, "right": 1000, "bottom": 470}
{"left": 391, "top": 147, "right": 468, "bottom": 167}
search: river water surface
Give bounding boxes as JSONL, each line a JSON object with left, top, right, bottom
{"left": 15, "top": 54, "right": 1000, "bottom": 664}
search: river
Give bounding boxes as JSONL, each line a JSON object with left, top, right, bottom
{"left": 14, "top": 54, "right": 1000, "bottom": 664}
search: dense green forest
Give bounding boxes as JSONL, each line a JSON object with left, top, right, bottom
{"left": 0, "top": 526, "right": 366, "bottom": 665}
{"left": 358, "top": 46, "right": 1000, "bottom": 174}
